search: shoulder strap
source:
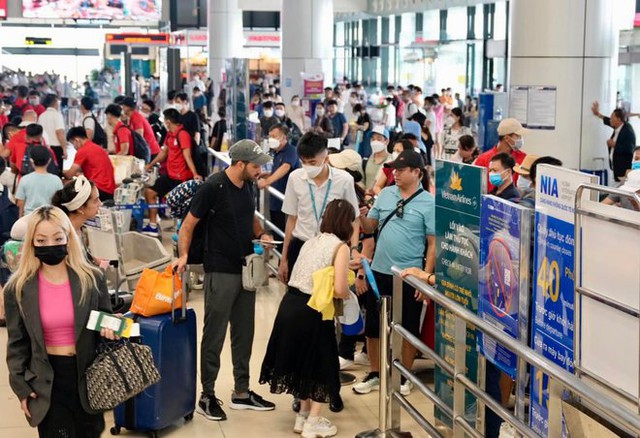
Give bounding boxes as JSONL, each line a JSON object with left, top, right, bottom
{"left": 378, "top": 188, "right": 424, "bottom": 236}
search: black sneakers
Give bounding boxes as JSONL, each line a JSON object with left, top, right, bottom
{"left": 197, "top": 393, "right": 227, "bottom": 421}
{"left": 229, "top": 390, "right": 276, "bottom": 411}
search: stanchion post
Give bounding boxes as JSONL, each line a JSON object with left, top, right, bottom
{"left": 453, "top": 316, "right": 467, "bottom": 438}
{"left": 378, "top": 295, "right": 392, "bottom": 433}
{"left": 390, "top": 274, "right": 404, "bottom": 431}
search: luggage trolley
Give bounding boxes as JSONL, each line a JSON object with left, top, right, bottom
{"left": 85, "top": 206, "right": 172, "bottom": 304}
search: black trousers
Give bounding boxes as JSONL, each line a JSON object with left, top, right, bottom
{"left": 38, "top": 355, "right": 104, "bottom": 438}
{"left": 50, "top": 146, "right": 64, "bottom": 177}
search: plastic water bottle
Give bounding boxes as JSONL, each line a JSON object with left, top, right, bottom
{"left": 253, "top": 242, "right": 264, "bottom": 256}
{"left": 495, "top": 106, "right": 503, "bottom": 121}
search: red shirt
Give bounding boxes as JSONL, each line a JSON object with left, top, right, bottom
{"left": 113, "top": 121, "right": 134, "bottom": 156}
{"left": 474, "top": 145, "right": 527, "bottom": 191}
{"left": 74, "top": 140, "right": 117, "bottom": 194}
{"left": 10, "top": 138, "right": 57, "bottom": 174}
{"left": 23, "top": 104, "right": 46, "bottom": 116}
{"left": 165, "top": 127, "right": 194, "bottom": 181}
{"left": 0, "top": 113, "right": 8, "bottom": 131}
{"left": 129, "top": 111, "right": 161, "bottom": 155}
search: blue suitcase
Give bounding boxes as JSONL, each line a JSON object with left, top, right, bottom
{"left": 111, "top": 271, "right": 197, "bottom": 438}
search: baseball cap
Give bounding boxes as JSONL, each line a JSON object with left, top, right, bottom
{"left": 497, "top": 118, "right": 530, "bottom": 136}
{"left": 619, "top": 170, "right": 640, "bottom": 193}
{"left": 328, "top": 149, "right": 362, "bottom": 172}
{"left": 388, "top": 150, "right": 425, "bottom": 169}
{"left": 229, "top": 139, "right": 272, "bottom": 165}
{"left": 121, "top": 97, "right": 136, "bottom": 108}
{"left": 513, "top": 154, "right": 540, "bottom": 176}
{"left": 371, "top": 125, "right": 389, "bottom": 139}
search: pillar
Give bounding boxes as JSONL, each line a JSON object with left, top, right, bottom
{"left": 207, "top": 0, "right": 244, "bottom": 107}
{"left": 281, "top": 0, "right": 334, "bottom": 105}
{"left": 509, "top": 0, "right": 617, "bottom": 172}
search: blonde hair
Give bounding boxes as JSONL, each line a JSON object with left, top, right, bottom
{"left": 7, "top": 206, "right": 99, "bottom": 306}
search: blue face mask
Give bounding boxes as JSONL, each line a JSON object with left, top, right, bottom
{"left": 632, "top": 160, "right": 640, "bottom": 171}
{"left": 489, "top": 172, "right": 504, "bottom": 187}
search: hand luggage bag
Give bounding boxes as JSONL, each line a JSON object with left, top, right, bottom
{"left": 111, "top": 268, "right": 197, "bottom": 438}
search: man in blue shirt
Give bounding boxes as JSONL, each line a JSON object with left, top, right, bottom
{"left": 327, "top": 99, "right": 349, "bottom": 149}
{"left": 356, "top": 150, "right": 436, "bottom": 396}
{"left": 258, "top": 124, "right": 301, "bottom": 237}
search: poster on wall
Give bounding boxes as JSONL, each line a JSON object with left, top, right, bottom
{"left": 434, "top": 160, "right": 486, "bottom": 426}
{"left": 508, "top": 85, "right": 557, "bottom": 130}
{"left": 477, "top": 196, "right": 531, "bottom": 379}
{"left": 302, "top": 73, "right": 324, "bottom": 98}
{"left": 22, "top": 0, "right": 161, "bottom": 21}
{"left": 0, "top": 0, "right": 6, "bottom": 19}
{"left": 529, "top": 165, "right": 598, "bottom": 436}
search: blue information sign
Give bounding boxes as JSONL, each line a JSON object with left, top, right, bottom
{"left": 529, "top": 165, "right": 597, "bottom": 436}
{"left": 477, "top": 196, "right": 531, "bottom": 379}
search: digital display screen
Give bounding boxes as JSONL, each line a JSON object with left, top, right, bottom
{"left": 23, "top": 0, "right": 162, "bottom": 21}
{"left": 106, "top": 33, "right": 169, "bottom": 45}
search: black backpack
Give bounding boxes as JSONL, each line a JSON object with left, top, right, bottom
{"left": 21, "top": 144, "right": 59, "bottom": 176}
{"left": 0, "top": 186, "right": 18, "bottom": 247}
{"left": 83, "top": 114, "right": 108, "bottom": 149}
{"left": 117, "top": 125, "right": 151, "bottom": 163}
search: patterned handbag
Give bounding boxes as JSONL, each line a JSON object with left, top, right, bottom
{"left": 86, "top": 341, "right": 161, "bottom": 411}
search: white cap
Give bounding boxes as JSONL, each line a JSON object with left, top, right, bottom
{"left": 619, "top": 170, "right": 640, "bottom": 193}
{"left": 371, "top": 124, "right": 389, "bottom": 138}
{"left": 497, "top": 118, "right": 530, "bottom": 136}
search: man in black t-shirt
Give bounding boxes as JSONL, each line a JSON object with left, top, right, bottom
{"left": 176, "top": 140, "right": 275, "bottom": 422}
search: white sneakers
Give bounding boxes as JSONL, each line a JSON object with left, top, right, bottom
{"left": 301, "top": 416, "right": 338, "bottom": 438}
{"left": 352, "top": 373, "right": 380, "bottom": 394}
{"left": 339, "top": 352, "right": 370, "bottom": 371}
{"left": 294, "top": 413, "right": 308, "bottom": 434}
{"left": 400, "top": 380, "right": 414, "bottom": 396}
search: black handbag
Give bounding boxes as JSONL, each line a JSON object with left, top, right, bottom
{"left": 86, "top": 341, "right": 160, "bottom": 411}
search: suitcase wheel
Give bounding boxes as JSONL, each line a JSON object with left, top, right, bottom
{"left": 110, "top": 426, "right": 121, "bottom": 436}
{"left": 184, "top": 412, "right": 194, "bottom": 421}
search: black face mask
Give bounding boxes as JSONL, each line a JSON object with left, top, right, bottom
{"left": 34, "top": 244, "right": 68, "bottom": 266}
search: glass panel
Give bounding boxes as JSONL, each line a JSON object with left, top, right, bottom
{"left": 434, "top": 41, "right": 467, "bottom": 94}
{"left": 474, "top": 4, "right": 484, "bottom": 40}
{"left": 447, "top": 6, "right": 468, "bottom": 41}
{"left": 335, "top": 22, "right": 345, "bottom": 46}
{"left": 423, "top": 9, "right": 440, "bottom": 41}
{"left": 494, "top": 1, "right": 508, "bottom": 40}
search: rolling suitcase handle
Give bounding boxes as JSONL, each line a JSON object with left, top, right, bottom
{"left": 171, "top": 265, "right": 188, "bottom": 324}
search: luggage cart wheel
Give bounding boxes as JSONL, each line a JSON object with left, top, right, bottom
{"left": 184, "top": 412, "right": 195, "bottom": 421}
{"left": 110, "top": 426, "right": 121, "bottom": 436}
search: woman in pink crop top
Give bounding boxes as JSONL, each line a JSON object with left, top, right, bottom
{"left": 4, "top": 205, "right": 117, "bottom": 436}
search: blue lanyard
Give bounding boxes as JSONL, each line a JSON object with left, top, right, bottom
{"left": 308, "top": 171, "right": 333, "bottom": 226}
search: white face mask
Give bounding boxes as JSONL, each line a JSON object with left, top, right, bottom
{"left": 349, "top": 97, "right": 358, "bottom": 104}
{"left": 371, "top": 140, "right": 386, "bottom": 154}
{"left": 512, "top": 137, "right": 525, "bottom": 150}
{"left": 275, "top": 109, "right": 285, "bottom": 118}
{"left": 316, "top": 109, "right": 325, "bottom": 117}
{"left": 292, "top": 100, "right": 300, "bottom": 107}
{"left": 445, "top": 116, "right": 454, "bottom": 126}
{"left": 303, "top": 164, "right": 325, "bottom": 179}
{"left": 268, "top": 137, "right": 281, "bottom": 150}
{"left": 516, "top": 175, "right": 531, "bottom": 190}
{"left": 263, "top": 110, "right": 273, "bottom": 118}
{"left": 391, "top": 151, "right": 400, "bottom": 160}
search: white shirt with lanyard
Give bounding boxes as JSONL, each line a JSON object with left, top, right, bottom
{"left": 282, "top": 166, "right": 360, "bottom": 242}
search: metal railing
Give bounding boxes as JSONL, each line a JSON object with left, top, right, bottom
{"left": 574, "top": 184, "right": 640, "bottom": 411}
{"left": 358, "top": 266, "right": 640, "bottom": 438}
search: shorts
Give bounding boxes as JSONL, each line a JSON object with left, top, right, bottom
{"left": 365, "top": 270, "right": 423, "bottom": 338}
{"left": 149, "top": 175, "right": 182, "bottom": 199}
